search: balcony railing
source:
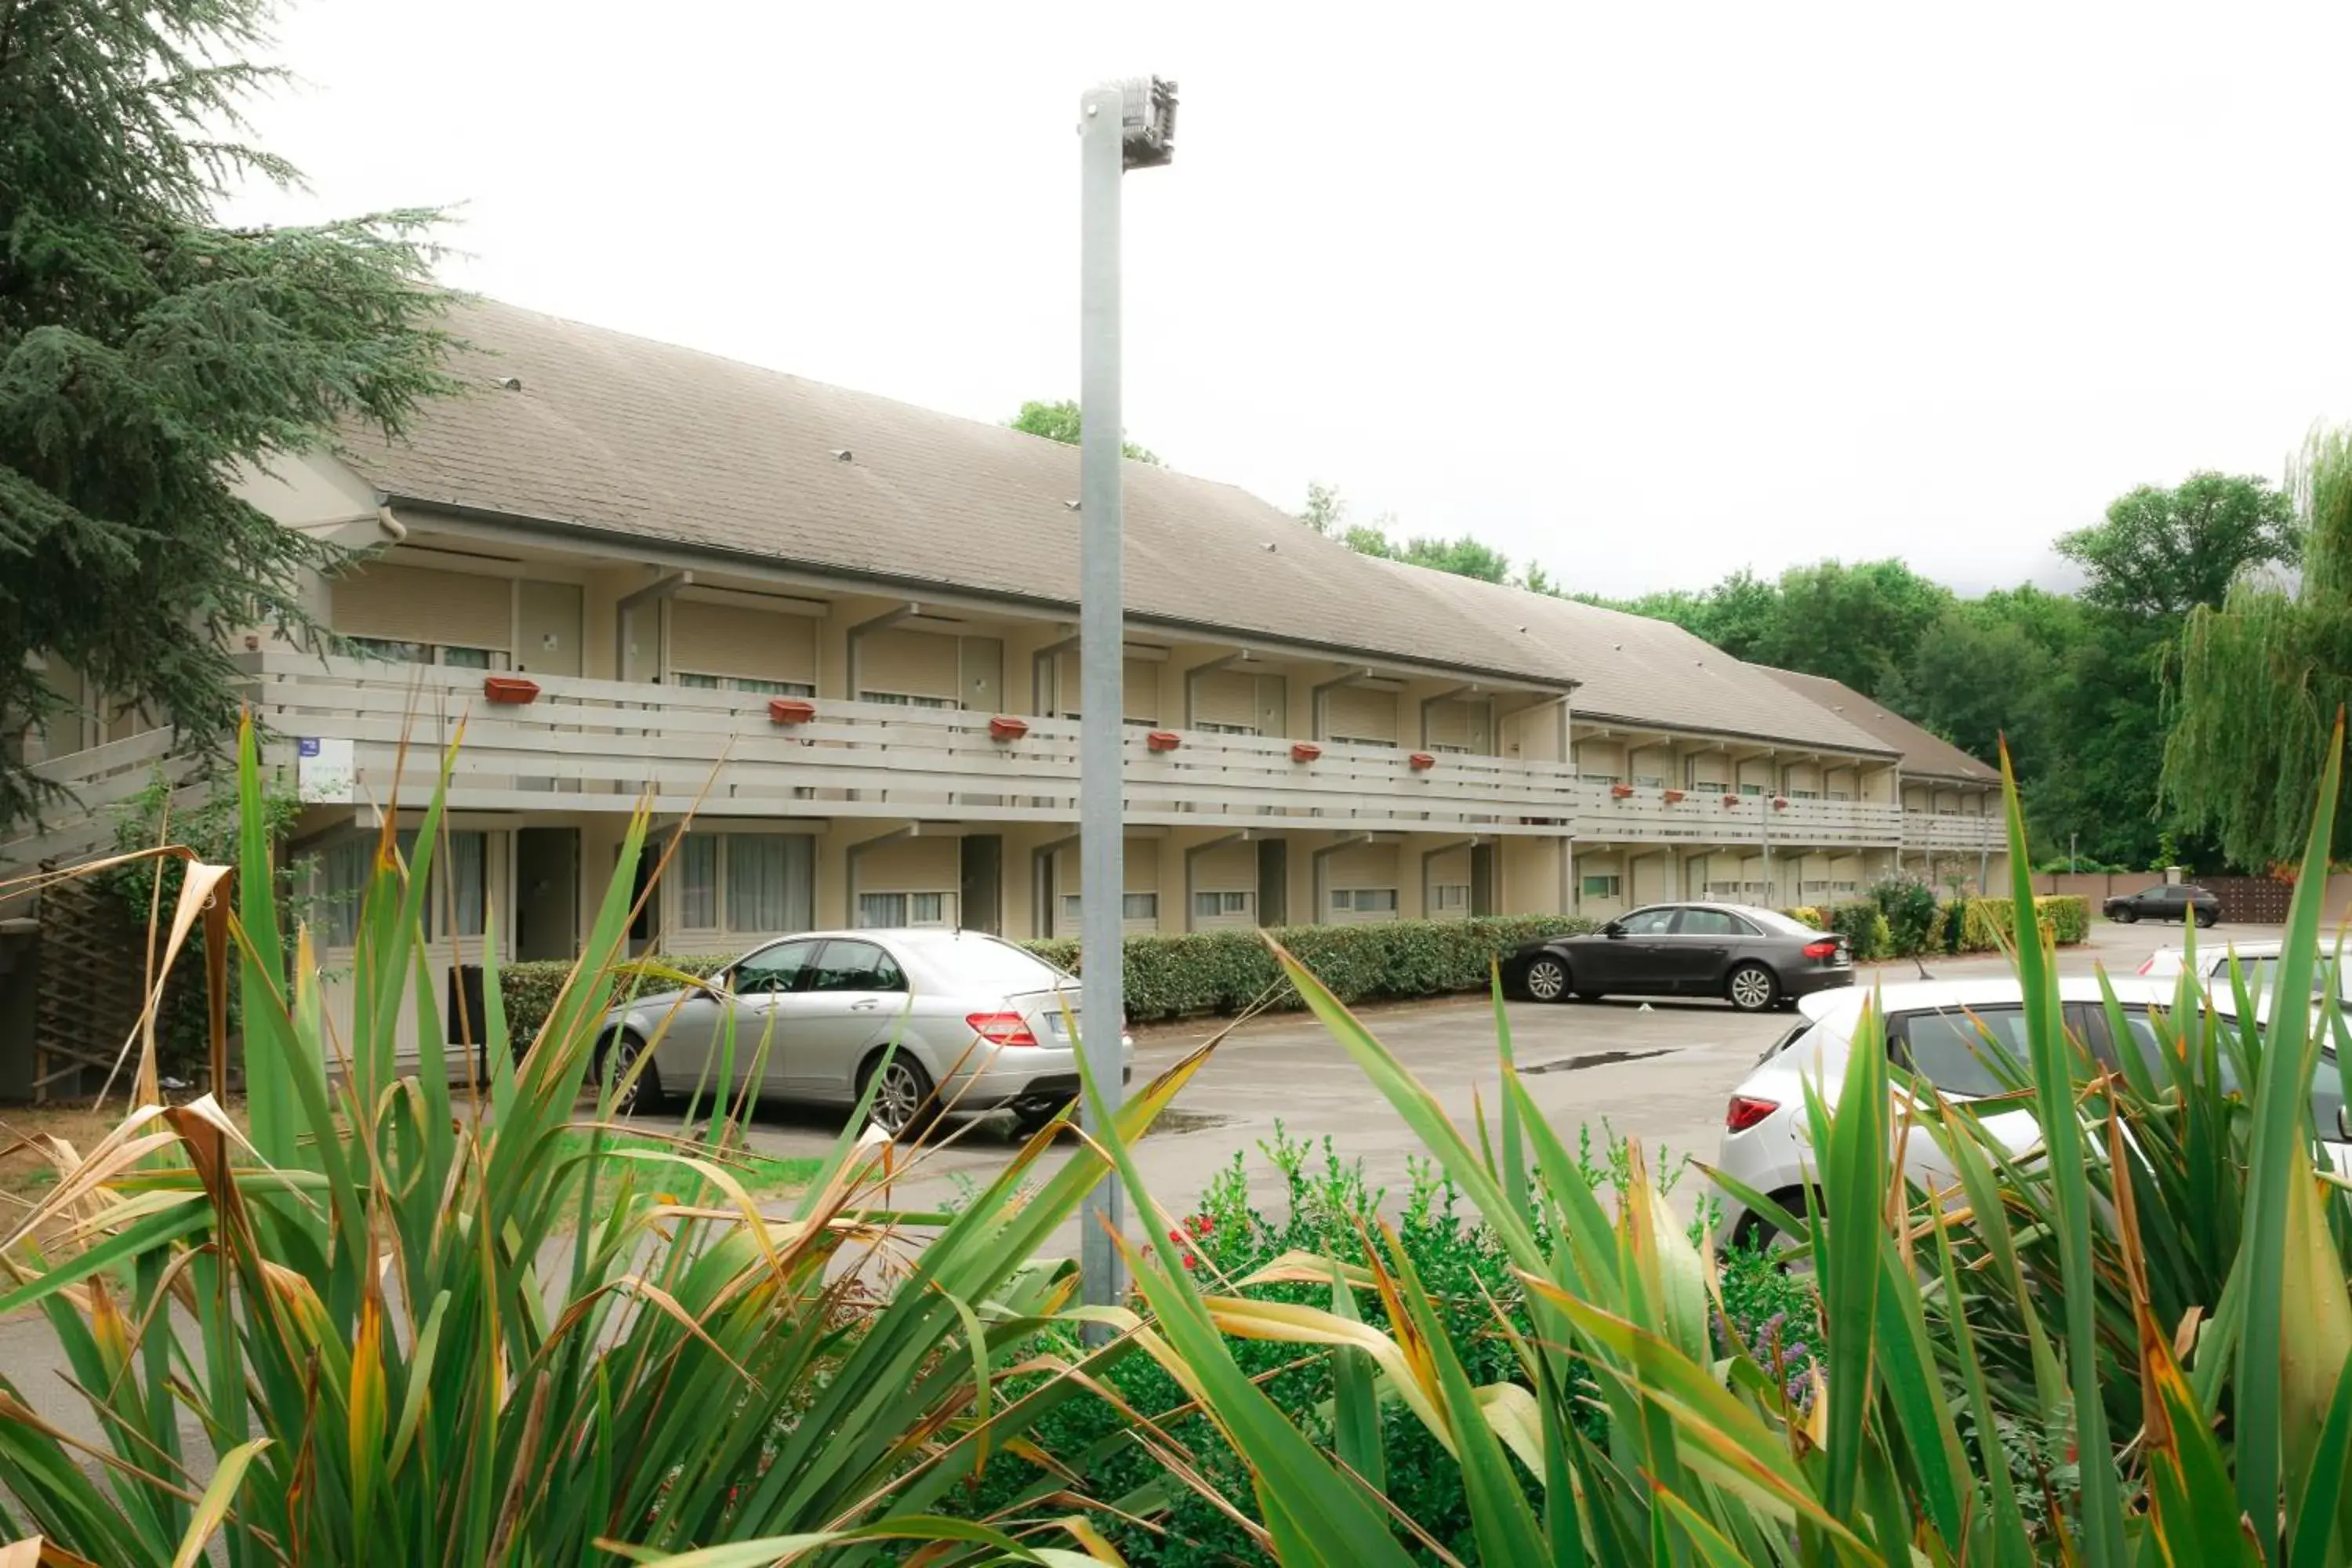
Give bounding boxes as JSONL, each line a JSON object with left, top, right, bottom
{"left": 0, "top": 728, "right": 209, "bottom": 877}
{"left": 1569, "top": 786, "right": 1902, "bottom": 848}
{"left": 1901, "top": 810, "right": 2004, "bottom": 851}
{"left": 238, "top": 654, "right": 1579, "bottom": 836}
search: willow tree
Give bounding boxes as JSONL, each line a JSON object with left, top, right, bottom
{"left": 0, "top": 0, "right": 459, "bottom": 833}
{"left": 2163, "top": 427, "right": 2352, "bottom": 869}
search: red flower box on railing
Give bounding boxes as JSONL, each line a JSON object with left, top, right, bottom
{"left": 1722, "top": 793, "right": 1742, "bottom": 806}
{"left": 1664, "top": 789, "right": 1686, "bottom": 804}
{"left": 1290, "top": 742, "right": 1322, "bottom": 763}
{"left": 1609, "top": 783, "right": 1635, "bottom": 799}
{"left": 483, "top": 676, "right": 540, "bottom": 706}
{"left": 1408, "top": 752, "right": 1437, "bottom": 771}
{"left": 1772, "top": 797, "right": 1789, "bottom": 810}
{"left": 767, "top": 697, "right": 818, "bottom": 725}
{"left": 1145, "top": 730, "right": 1181, "bottom": 752}
{"left": 987, "top": 715, "right": 1029, "bottom": 742}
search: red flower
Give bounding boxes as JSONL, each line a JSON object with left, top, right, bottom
{"left": 1181, "top": 1252, "right": 1199, "bottom": 1269}
{"left": 1187, "top": 1214, "right": 1213, "bottom": 1237}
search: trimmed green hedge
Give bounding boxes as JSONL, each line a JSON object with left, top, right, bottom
{"left": 1957, "top": 895, "right": 2089, "bottom": 952}
{"left": 497, "top": 914, "right": 1599, "bottom": 1044}
{"left": 1028, "top": 915, "right": 1597, "bottom": 1023}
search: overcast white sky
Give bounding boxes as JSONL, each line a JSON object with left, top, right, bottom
{"left": 222, "top": 1, "right": 2352, "bottom": 598}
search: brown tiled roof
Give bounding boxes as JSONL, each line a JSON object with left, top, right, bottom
{"left": 333, "top": 299, "right": 1570, "bottom": 686}
{"left": 1752, "top": 666, "right": 1998, "bottom": 782}
{"left": 1365, "top": 562, "right": 1900, "bottom": 756}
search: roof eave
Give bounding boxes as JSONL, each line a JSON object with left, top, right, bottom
{"left": 378, "top": 495, "right": 1580, "bottom": 695}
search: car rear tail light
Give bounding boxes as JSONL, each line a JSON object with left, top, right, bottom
{"left": 1802, "top": 939, "right": 1840, "bottom": 960}
{"left": 1725, "top": 1094, "right": 1780, "bottom": 1133}
{"left": 966, "top": 1011, "right": 1039, "bottom": 1047}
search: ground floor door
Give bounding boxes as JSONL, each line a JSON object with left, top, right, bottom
{"left": 1471, "top": 843, "right": 1497, "bottom": 916}
{"left": 960, "top": 834, "right": 1004, "bottom": 935}
{"left": 1256, "top": 839, "right": 1289, "bottom": 928}
{"left": 515, "top": 827, "right": 580, "bottom": 961}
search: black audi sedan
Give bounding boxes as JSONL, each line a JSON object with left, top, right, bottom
{"left": 1503, "top": 902, "right": 1855, "bottom": 1012}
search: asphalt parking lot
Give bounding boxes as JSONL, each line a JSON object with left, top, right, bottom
{"left": 729, "top": 915, "right": 2286, "bottom": 1247}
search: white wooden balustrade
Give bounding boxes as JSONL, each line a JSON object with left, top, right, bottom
{"left": 1900, "top": 811, "right": 2004, "bottom": 851}
{"left": 0, "top": 728, "right": 209, "bottom": 878}
{"left": 237, "top": 654, "right": 1581, "bottom": 835}
{"left": 1566, "top": 784, "right": 1903, "bottom": 849}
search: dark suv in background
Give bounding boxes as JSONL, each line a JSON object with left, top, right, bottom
{"left": 2103, "top": 883, "right": 2220, "bottom": 927}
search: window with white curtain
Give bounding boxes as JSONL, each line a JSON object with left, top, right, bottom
{"left": 859, "top": 891, "right": 956, "bottom": 928}
{"left": 321, "top": 829, "right": 489, "bottom": 946}
{"left": 726, "top": 834, "right": 813, "bottom": 932}
{"left": 323, "top": 837, "right": 372, "bottom": 949}
{"left": 677, "top": 837, "right": 719, "bottom": 929}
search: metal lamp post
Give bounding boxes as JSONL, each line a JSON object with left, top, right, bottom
{"left": 1077, "top": 75, "right": 1176, "bottom": 1318}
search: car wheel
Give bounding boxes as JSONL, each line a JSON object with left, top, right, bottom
{"left": 1523, "top": 955, "right": 1571, "bottom": 1003}
{"left": 861, "top": 1052, "right": 937, "bottom": 1138}
{"left": 2113, "top": 906, "right": 2138, "bottom": 924}
{"left": 593, "top": 1029, "right": 662, "bottom": 1116}
{"left": 1726, "top": 962, "right": 1778, "bottom": 1013}
{"left": 1010, "top": 1101, "right": 1066, "bottom": 1139}
{"left": 2195, "top": 909, "right": 2217, "bottom": 928}
{"left": 1731, "top": 1190, "right": 1819, "bottom": 1274}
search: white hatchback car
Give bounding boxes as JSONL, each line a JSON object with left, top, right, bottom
{"left": 1713, "top": 976, "right": 2352, "bottom": 1253}
{"left": 2136, "top": 939, "right": 2351, "bottom": 1008}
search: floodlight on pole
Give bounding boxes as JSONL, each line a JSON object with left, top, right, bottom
{"left": 1076, "top": 74, "right": 1174, "bottom": 1327}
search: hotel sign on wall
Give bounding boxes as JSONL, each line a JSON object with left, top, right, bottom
{"left": 297, "top": 736, "right": 355, "bottom": 804}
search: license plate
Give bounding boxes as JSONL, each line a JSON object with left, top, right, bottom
{"left": 1046, "top": 1012, "right": 1074, "bottom": 1039}
{"left": 1831, "top": 952, "right": 1852, "bottom": 967}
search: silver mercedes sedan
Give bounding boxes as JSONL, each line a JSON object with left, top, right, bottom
{"left": 593, "top": 928, "right": 1135, "bottom": 1135}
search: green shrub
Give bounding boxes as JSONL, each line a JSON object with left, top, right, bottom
{"left": 1779, "top": 905, "right": 1826, "bottom": 930}
{"left": 1826, "top": 898, "right": 1891, "bottom": 960}
{"left": 97, "top": 764, "right": 306, "bottom": 1074}
{"left": 1869, "top": 877, "right": 1940, "bottom": 956}
{"left": 1954, "top": 894, "right": 2088, "bottom": 950}
{"left": 499, "top": 953, "right": 734, "bottom": 1050}
{"left": 1032, "top": 914, "right": 1595, "bottom": 1022}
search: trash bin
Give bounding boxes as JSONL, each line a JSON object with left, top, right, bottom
{"left": 446, "top": 963, "right": 489, "bottom": 1085}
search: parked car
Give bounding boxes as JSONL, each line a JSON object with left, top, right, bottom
{"left": 1504, "top": 902, "right": 1854, "bottom": 1013}
{"left": 594, "top": 928, "right": 1134, "bottom": 1135}
{"left": 2137, "top": 938, "right": 2350, "bottom": 1001}
{"left": 1713, "top": 977, "right": 2351, "bottom": 1255}
{"left": 2102, "top": 882, "right": 2220, "bottom": 926}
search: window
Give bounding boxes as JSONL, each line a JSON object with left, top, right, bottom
{"left": 1432, "top": 884, "right": 1470, "bottom": 912}
{"left": 1330, "top": 735, "right": 1397, "bottom": 748}
{"left": 1430, "top": 742, "right": 1473, "bottom": 755}
{"left": 676, "top": 672, "right": 815, "bottom": 697}
{"left": 1579, "top": 773, "right": 1623, "bottom": 788}
{"left": 859, "top": 691, "right": 957, "bottom": 710}
{"left": 443, "top": 830, "right": 488, "bottom": 938}
{"left": 1829, "top": 790, "right": 1852, "bottom": 802}
{"left": 1196, "top": 720, "right": 1258, "bottom": 736}
{"left": 1618, "top": 909, "right": 1677, "bottom": 936}
{"left": 1581, "top": 874, "right": 1623, "bottom": 899}
{"left": 1194, "top": 889, "right": 1254, "bottom": 919}
{"left": 2107, "top": 1010, "right": 2344, "bottom": 1137}
{"left": 347, "top": 637, "right": 509, "bottom": 670}
{"left": 806, "top": 939, "right": 907, "bottom": 993}
{"left": 322, "top": 837, "right": 372, "bottom": 949}
{"left": 1674, "top": 908, "right": 1756, "bottom": 937}
{"left": 1064, "top": 893, "right": 1162, "bottom": 925}
{"left": 1633, "top": 775, "right": 1666, "bottom": 790}
{"left": 733, "top": 939, "right": 817, "bottom": 995}
{"left": 677, "top": 837, "right": 719, "bottom": 929}
{"left": 1739, "top": 783, "right": 1765, "bottom": 797}
{"left": 1330, "top": 888, "right": 1398, "bottom": 914}
{"left": 1894, "top": 1007, "right": 2032, "bottom": 1099}
{"left": 1694, "top": 779, "right": 1726, "bottom": 796}
{"left": 858, "top": 891, "right": 956, "bottom": 928}
{"left": 727, "top": 835, "right": 813, "bottom": 932}
{"left": 1788, "top": 789, "right": 1820, "bottom": 800}
{"left": 1832, "top": 880, "right": 1858, "bottom": 895}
